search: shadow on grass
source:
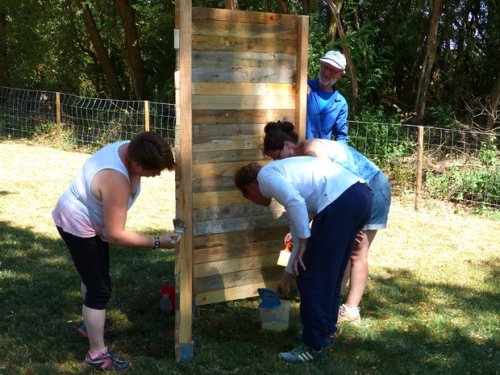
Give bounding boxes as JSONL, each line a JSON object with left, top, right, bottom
{"left": 0, "top": 220, "right": 177, "bottom": 374}
{"left": 334, "top": 266, "right": 499, "bottom": 374}
{"left": 1, "top": 219, "right": 498, "bottom": 374}
{"left": 191, "top": 265, "right": 499, "bottom": 375}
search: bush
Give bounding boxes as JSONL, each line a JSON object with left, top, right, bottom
{"left": 350, "top": 105, "right": 416, "bottom": 190}
{"left": 427, "top": 104, "right": 457, "bottom": 129}
{"left": 425, "top": 137, "right": 499, "bottom": 206}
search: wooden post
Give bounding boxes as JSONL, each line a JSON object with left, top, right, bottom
{"left": 144, "top": 100, "right": 150, "bottom": 131}
{"left": 295, "top": 16, "right": 309, "bottom": 141}
{"left": 415, "top": 126, "right": 424, "bottom": 211}
{"left": 175, "top": 0, "right": 193, "bottom": 363}
{"left": 55, "top": 92, "right": 61, "bottom": 141}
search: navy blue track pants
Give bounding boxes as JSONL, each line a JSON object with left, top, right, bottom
{"left": 297, "top": 182, "right": 373, "bottom": 350}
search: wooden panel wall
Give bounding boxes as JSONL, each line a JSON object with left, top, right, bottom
{"left": 176, "top": 7, "right": 308, "bottom": 308}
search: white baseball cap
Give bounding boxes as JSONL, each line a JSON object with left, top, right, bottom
{"left": 320, "top": 50, "right": 346, "bottom": 71}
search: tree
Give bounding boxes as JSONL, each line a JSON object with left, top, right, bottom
{"left": 74, "top": 0, "right": 123, "bottom": 98}
{"left": 414, "top": 0, "right": 443, "bottom": 124}
{"left": 485, "top": 72, "right": 500, "bottom": 130}
{"left": 224, "top": 0, "right": 238, "bottom": 9}
{"left": 114, "top": 0, "right": 146, "bottom": 100}
{"left": 0, "top": 0, "right": 497, "bottom": 127}
{"left": 327, "top": 0, "right": 359, "bottom": 117}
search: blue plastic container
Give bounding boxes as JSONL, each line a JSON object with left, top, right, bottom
{"left": 257, "top": 288, "right": 290, "bottom": 332}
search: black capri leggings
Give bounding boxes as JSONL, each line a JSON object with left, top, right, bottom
{"left": 56, "top": 226, "right": 112, "bottom": 310}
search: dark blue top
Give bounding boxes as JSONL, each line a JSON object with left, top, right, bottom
{"left": 306, "top": 79, "right": 348, "bottom": 142}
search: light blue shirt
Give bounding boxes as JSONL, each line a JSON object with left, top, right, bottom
{"left": 311, "top": 139, "right": 380, "bottom": 181}
{"left": 257, "top": 156, "right": 362, "bottom": 273}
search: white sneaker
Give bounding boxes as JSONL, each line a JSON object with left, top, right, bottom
{"left": 337, "top": 304, "right": 361, "bottom": 324}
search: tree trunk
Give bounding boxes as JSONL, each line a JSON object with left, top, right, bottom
{"left": 114, "top": 0, "right": 146, "bottom": 100}
{"left": 328, "top": 0, "right": 341, "bottom": 40}
{"left": 301, "top": 0, "right": 313, "bottom": 14}
{"left": 278, "top": 0, "right": 288, "bottom": 13}
{"left": 414, "top": 0, "right": 443, "bottom": 124}
{"left": 327, "top": 0, "right": 359, "bottom": 117}
{"left": 0, "top": 10, "right": 9, "bottom": 85}
{"left": 74, "top": 0, "right": 123, "bottom": 99}
{"left": 224, "top": 0, "right": 238, "bottom": 9}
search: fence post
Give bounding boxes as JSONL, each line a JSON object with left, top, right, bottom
{"left": 144, "top": 100, "right": 150, "bottom": 131}
{"left": 415, "top": 126, "right": 424, "bottom": 211}
{"left": 55, "top": 92, "right": 61, "bottom": 141}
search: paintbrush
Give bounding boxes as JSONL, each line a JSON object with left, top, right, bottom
{"left": 170, "top": 218, "right": 186, "bottom": 245}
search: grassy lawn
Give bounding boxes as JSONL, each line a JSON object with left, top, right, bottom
{"left": 0, "top": 141, "right": 498, "bottom": 374}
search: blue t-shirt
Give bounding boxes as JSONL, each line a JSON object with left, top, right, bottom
{"left": 306, "top": 79, "right": 348, "bottom": 142}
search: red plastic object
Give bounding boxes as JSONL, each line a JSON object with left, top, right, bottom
{"left": 160, "top": 285, "right": 176, "bottom": 311}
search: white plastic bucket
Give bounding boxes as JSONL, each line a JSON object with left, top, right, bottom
{"left": 257, "top": 288, "right": 290, "bottom": 332}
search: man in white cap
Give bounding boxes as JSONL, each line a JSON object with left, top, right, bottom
{"left": 306, "top": 50, "right": 348, "bottom": 142}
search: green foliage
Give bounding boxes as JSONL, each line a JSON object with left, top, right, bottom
{"left": 427, "top": 105, "right": 457, "bottom": 129}
{"left": 343, "top": 23, "right": 393, "bottom": 106}
{"left": 351, "top": 105, "right": 415, "bottom": 167}
{"left": 34, "top": 122, "right": 57, "bottom": 135}
{"left": 306, "top": 8, "right": 334, "bottom": 78}
{"left": 425, "top": 137, "right": 499, "bottom": 206}
{"left": 478, "top": 136, "right": 498, "bottom": 167}
{"left": 348, "top": 106, "right": 419, "bottom": 191}
{"left": 2, "top": 0, "right": 499, "bottom": 127}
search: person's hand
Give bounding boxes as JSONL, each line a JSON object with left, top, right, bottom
{"left": 292, "top": 239, "right": 308, "bottom": 276}
{"left": 159, "top": 232, "right": 181, "bottom": 249}
{"left": 283, "top": 232, "right": 293, "bottom": 250}
{"left": 292, "top": 248, "right": 306, "bottom": 276}
{"left": 354, "top": 231, "right": 365, "bottom": 245}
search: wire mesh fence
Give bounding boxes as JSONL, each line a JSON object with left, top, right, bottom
{"left": 0, "top": 86, "right": 176, "bottom": 150}
{"left": 0, "top": 86, "right": 498, "bottom": 208}
{"left": 349, "top": 120, "right": 499, "bottom": 208}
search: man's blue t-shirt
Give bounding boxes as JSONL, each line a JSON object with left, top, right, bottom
{"left": 306, "top": 79, "right": 348, "bottom": 142}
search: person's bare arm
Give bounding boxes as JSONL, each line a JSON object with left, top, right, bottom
{"left": 93, "top": 169, "right": 178, "bottom": 248}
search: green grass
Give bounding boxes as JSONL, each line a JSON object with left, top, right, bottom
{"left": 0, "top": 141, "right": 499, "bottom": 374}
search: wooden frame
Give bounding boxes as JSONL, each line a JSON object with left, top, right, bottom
{"left": 174, "top": 4, "right": 308, "bottom": 362}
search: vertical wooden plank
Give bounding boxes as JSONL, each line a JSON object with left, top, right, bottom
{"left": 144, "top": 100, "right": 150, "bottom": 131}
{"left": 55, "top": 92, "right": 61, "bottom": 141}
{"left": 175, "top": 0, "right": 193, "bottom": 364}
{"left": 295, "top": 16, "right": 308, "bottom": 141}
{"left": 415, "top": 126, "right": 424, "bottom": 211}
